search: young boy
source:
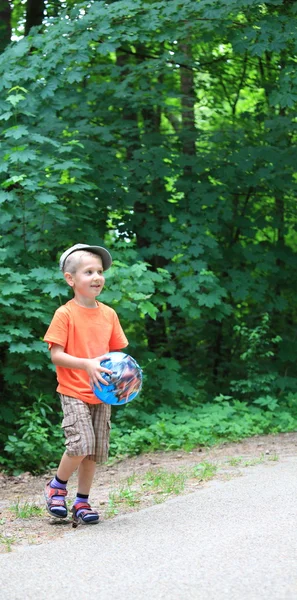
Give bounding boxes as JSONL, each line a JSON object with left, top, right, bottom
{"left": 43, "top": 243, "right": 128, "bottom": 525}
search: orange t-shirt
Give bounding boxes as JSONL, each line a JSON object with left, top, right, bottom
{"left": 44, "top": 299, "right": 128, "bottom": 404}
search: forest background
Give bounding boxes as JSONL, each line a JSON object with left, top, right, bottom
{"left": 1, "top": 0, "right": 297, "bottom": 474}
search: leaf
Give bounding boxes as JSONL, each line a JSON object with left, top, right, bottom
{"left": 1, "top": 282, "right": 27, "bottom": 296}
{"left": 42, "top": 282, "right": 68, "bottom": 297}
{"left": 4, "top": 125, "right": 29, "bottom": 139}
{"left": 167, "top": 294, "right": 190, "bottom": 309}
{"left": 6, "top": 93, "right": 26, "bottom": 107}
{"left": 7, "top": 147, "right": 37, "bottom": 163}
{"left": 198, "top": 292, "right": 221, "bottom": 308}
{"left": 29, "top": 267, "right": 57, "bottom": 280}
{"left": 0, "top": 111, "right": 13, "bottom": 121}
{"left": 139, "top": 300, "right": 159, "bottom": 320}
{"left": 35, "top": 192, "right": 58, "bottom": 205}
{"left": 66, "top": 69, "right": 84, "bottom": 84}
{"left": 0, "top": 191, "right": 13, "bottom": 204}
{"left": 9, "top": 342, "right": 30, "bottom": 354}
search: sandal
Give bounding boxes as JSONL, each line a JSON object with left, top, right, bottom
{"left": 72, "top": 502, "right": 99, "bottom": 527}
{"left": 44, "top": 481, "right": 68, "bottom": 518}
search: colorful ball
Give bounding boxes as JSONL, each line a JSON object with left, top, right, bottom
{"left": 94, "top": 352, "right": 143, "bottom": 406}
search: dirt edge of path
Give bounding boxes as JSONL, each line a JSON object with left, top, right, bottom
{"left": 1, "top": 431, "right": 297, "bottom": 553}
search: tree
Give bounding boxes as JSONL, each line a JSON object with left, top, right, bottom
{"left": 0, "top": 0, "right": 297, "bottom": 451}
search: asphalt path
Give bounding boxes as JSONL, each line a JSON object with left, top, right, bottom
{"left": 1, "top": 457, "right": 297, "bottom": 600}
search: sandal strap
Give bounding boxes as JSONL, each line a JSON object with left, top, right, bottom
{"left": 73, "top": 502, "right": 98, "bottom": 516}
{"left": 50, "top": 498, "right": 67, "bottom": 507}
{"left": 48, "top": 487, "right": 68, "bottom": 498}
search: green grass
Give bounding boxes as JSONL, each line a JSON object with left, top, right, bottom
{"left": 268, "top": 454, "right": 279, "bottom": 462}
{"left": 227, "top": 453, "right": 279, "bottom": 468}
{"left": 0, "top": 533, "right": 15, "bottom": 552}
{"left": 142, "top": 470, "right": 187, "bottom": 495}
{"left": 227, "top": 457, "right": 243, "bottom": 467}
{"left": 10, "top": 500, "right": 43, "bottom": 519}
{"left": 191, "top": 461, "right": 218, "bottom": 480}
{"left": 105, "top": 461, "right": 219, "bottom": 517}
{"left": 106, "top": 487, "right": 140, "bottom": 518}
{"left": 241, "top": 454, "right": 266, "bottom": 467}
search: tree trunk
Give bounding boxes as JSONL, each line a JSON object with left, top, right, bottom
{"left": 25, "top": 0, "right": 45, "bottom": 35}
{"left": 0, "top": 0, "right": 11, "bottom": 53}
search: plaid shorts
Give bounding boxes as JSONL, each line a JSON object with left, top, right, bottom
{"left": 59, "top": 394, "right": 111, "bottom": 463}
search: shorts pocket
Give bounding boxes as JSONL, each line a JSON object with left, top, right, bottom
{"left": 61, "top": 414, "right": 76, "bottom": 428}
{"left": 61, "top": 414, "right": 81, "bottom": 446}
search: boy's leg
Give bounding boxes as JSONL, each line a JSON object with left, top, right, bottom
{"left": 45, "top": 396, "right": 110, "bottom": 523}
{"left": 72, "top": 404, "right": 111, "bottom": 525}
{"left": 72, "top": 458, "right": 99, "bottom": 525}
{"left": 57, "top": 452, "right": 86, "bottom": 481}
{"left": 45, "top": 453, "right": 86, "bottom": 518}
{"left": 45, "top": 393, "right": 95, "bottom": 519}
{"left": 77, "top": 457, "right": 97, "bottom": 494}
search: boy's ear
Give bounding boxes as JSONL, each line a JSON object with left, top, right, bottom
{"left": 64, "top": 272, "right": 74, "bottom": 287}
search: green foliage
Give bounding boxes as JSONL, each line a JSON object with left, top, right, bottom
{"left": 1, "top": 0, "right": 297, "bottom": 473}
{"left": 2, "top": 396, "right": 64, "bottom": 474}
{"left": 2, "top": 392, "right": 297, "bottom": 475}
{"left": 230, "top": 313, "right": 283, "bottom": 400}
{"left": 109, "top": 394, "right": 297, "bottom": 458}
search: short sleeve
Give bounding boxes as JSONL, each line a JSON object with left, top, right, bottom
{"left": 44, "top": 309, "right": 69, "bottom": 350}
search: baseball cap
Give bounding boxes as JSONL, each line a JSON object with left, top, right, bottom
{"left": 59, "top": 244, "right": 112, "bottom": 272}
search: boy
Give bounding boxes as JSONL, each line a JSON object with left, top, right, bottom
{"left": 43, "top": 243, "right": 128, "bottom": 525}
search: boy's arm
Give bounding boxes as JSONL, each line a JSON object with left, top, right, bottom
{"left": 50, "top": 344, "right": 112, "bottom": 388}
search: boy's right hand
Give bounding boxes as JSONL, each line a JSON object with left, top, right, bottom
{"left": 85, "top": 356, "right": 112, "bottom": 390}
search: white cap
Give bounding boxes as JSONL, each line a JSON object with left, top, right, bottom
{"left": 59, "top": 244, "right": 112, "bottom": 272}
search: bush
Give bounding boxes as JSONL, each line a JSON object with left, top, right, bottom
{"left": 2, "top": 392, "right": 297, "bottom": 475}
{"left": 1, "top": 395, "right": 64, "bottom": 474}
{"left": 109, "top": 393, "right": 297, "bottom": 458}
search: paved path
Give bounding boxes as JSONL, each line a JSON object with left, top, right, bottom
{"left": 1, "top": 457, "right": 297, "bottom": 600}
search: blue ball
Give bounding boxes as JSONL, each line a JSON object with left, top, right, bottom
{"left": 94, "top": 352, "right": 143, "bottom": 406}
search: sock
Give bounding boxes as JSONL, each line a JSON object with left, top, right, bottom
{"left": 50, "top": 476, "right": 68, "bottom": 490}
{"left": 74, "top": 493, "right": 89, "bottom": 513}
{"left": 74, "top": 493, "right": 98, "bottom": 521}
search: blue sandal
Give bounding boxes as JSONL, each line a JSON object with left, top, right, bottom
{"left": 72, "top": 502, "right": 99, "bottom": 527}
{"left": 44, "top": 481, "right": 68, "bottom": 518}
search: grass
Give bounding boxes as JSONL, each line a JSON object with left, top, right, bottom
{"left": 0, "top": 533, "right": 15, "bottom": 552}
{"left": 227, "top": 453, "right": 279, "bottom": 468}
{"left": 228, "top": 457, "right": 243, "bottom": 467}
{"left": 242, "top": 456, "right": 265, "bottom": 467}
{"left": 0, "top": 503, "right": 44, "bottom": 554}
{"left": 191, "top": 461, "right": 218, "bottom": 480}
{"left": 106, "top": 487, "right": 141, "bottom": 518}
{"left": 10, "top": 500, "right": 44, "bottom": 519}
{"left": 105, "top": 461, "right": 219, "bottom": 517}
{"left": 268, "top": 454, "right": 279, "bottom": 462}
{"left": 142, "top": 470, "right": 187, "bottom": 495}
{"left": 104, "top": 453, "right": 279, "bottom": 519}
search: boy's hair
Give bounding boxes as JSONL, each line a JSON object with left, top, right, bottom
{"left": 64, "top": 251, "right": 101, "bottom": 275}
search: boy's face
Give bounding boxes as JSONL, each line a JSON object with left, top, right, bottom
{"left": 64, "top": 253, "right": 105, "bottom": 305}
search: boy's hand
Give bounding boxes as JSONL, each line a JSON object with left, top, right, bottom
{"left": 85, "top": 355, "right": 112, "bottom": 389}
